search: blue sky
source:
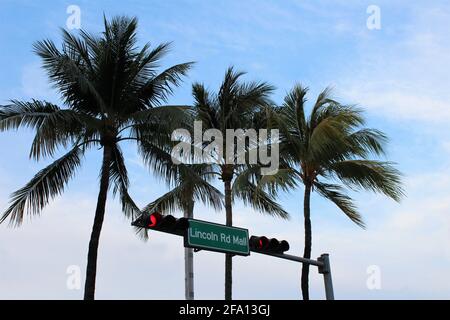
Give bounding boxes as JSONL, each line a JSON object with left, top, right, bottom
{"left": 0, "top": 0, "right": 450, "bottom": 299}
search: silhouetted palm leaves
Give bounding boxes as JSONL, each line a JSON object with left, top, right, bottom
{"left": 0, "top": 15, "right": 193, "bottom": 299}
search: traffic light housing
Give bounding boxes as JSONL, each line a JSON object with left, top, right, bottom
{"left": 249, "top": 235, "right": 290, "bottom": 254}
{"left": 132, "top": 212, "right": 189, "bottom": 236}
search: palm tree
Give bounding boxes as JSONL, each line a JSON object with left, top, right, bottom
{"left": 192, "top": 67, "right": 289, "bottom": 300}
{"left": 0, "top": 16, "right": 193, "bottom": 300}
{"left": 138, "top": 163, "right": 223, "bottom": 300}
{"left": 270, "top": 85, "right": 404, "bottom": 300}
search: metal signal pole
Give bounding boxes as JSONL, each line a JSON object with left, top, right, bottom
{"left": 184, "top": 202, "right": 195, "bottom": 300}
{"left": 251, "top": 250, "right": 335, "bottom": 300}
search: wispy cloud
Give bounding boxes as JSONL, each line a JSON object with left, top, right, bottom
{"left": 337, "top": 4, "right": 450, "bottom": 124}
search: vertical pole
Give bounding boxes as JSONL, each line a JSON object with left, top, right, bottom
{"left": 184, "top": 201, "right": 194, "bottom": 300}
{"left": 318, "top": 253, "right": 334, "bottom": 300}
{"left": 184, "top": 247, "right": 194, "bottom": 300}
{"left": 224, "top": 178, "right": 233, "bottom": 300}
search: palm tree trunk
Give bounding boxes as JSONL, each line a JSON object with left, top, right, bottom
{"left": 301, "top": 182, "right": 312, "bottom": 300}
{"left": 184, "top": 200, "right": 194, "bottom": 300}
{"left": 224, "top": 179, "right": 233, "bottom": 300}
{"left": 84, "top": 145, "right": 112, "bottom": 300}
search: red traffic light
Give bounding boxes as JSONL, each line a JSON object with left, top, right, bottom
{"left": 249, "top": 235, "right": 290, "bottom": 254}
{"left": 148, "top": 212, "right": 162, "bottom": 227}
{"left": 131, "top": 213, "right": 190, "bottom": 237}
{"left": 256, "top": 236, "right": 269, "bottom": 249}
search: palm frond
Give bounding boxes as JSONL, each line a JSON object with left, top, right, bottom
{"left": 257, "top": 168, "right": 299, "bottom": 195}
{"left": 138, "top": 138, "right": 181, "bottom": 185}
{"left": 314, "top": 182, "right": 365, "bottom": 228}
{"left": 234, "top": 182, "right": 289, "bottom": 219}
{"left": 347, "top": 128, "right": 388, "bottom": 157}
{"left": 282, "top": 84, "right": 308, "bottom": 137}
{"left": 235, "top": 81, "right": 275, "bottom": 110}
{"left": 307, "top": 115, "right": 352, "bottom": 164}
{"left": 131, "top": 42, "right": 172, "bottom": 82}
{"left": 0, "top": 146, "right": 84, "bottom": 226}
{"left": 0, "top": 99, "right": 101, "bottom": 160}
{"left": 133, "top": 225, "right": 150, "bottom": 241}
{"left": 33, "top": 39, "right": 108, "bottom": 115}
{"left": 309, "top": 86, "right": 335, "bottom": 124}
{"left": 109, "top": 144, "right": 140, "bottom": 219}
{"left": 328, "top": 160, "right": 404, "bottom": 201}
{"left": 61, "top": 28, "right": 94, "bottom": 72}
{"left": 0, "top": 100, "right": 61, "bottom": 131}
{"left": 277, "top": 84, "right": 404, "bottom": 230}
{"left": 29, "top": 110, "right": 100, "bottom": 160}
{"left": 232, "top": 170, "right": 290, "bottom": 219}
{"left": 144, "top": 163, "right": 223, "bottom": 213}
{"left": 192, "top": 83, "right": 219, "bottom": 129}
{"left": 139, "top": 62, "right": 194, "bottom": 106}
{"left": 125, "top": 105, "right": 191, "bottom": 130}
{"left": 143, "top": 184, "right": 188, "bottom": 214}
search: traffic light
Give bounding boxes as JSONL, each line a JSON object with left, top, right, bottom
{"left": 132, "top": 212, "right": 189, "bottom": 236}
{"left": 249, "top": 235, "right": 290, "bottom": 254}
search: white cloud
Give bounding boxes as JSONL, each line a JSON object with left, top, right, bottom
{"left": 2, "top": 169, "right": 450, "bottom": 300}
{"left": 442, "top": 141, "right": 450, "bottom": 154}
{"left": 314, "top": 167, "right": 450, "bottom": 299}
{"left": 343, "top": 86, "right": 450, "bottom": 123}
{"left": 337, "top": 5, "right": 450, "bottom": 124}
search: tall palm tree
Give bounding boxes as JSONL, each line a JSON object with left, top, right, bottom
{"left": 192, "top": 67, "right": 289, "bottom": 300}
{"left": 270, "top": 85, "right": 404, "bottom": 300}
{"left": 0, "top": 16, "right": 193, "bottom": 300}
{"left": 138, "top": 163, "right": 223, "bottom": 300}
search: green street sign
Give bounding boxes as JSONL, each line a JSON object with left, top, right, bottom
{"left": 185, "top": 219, "right": 250, "bottom": 256}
